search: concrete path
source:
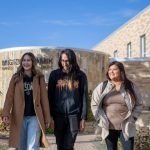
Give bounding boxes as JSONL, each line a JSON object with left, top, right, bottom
{"left": 0, "top": 133, "right": 107, "bottom": 150}
{"left": 46, "top": 134, "right": 107, "bottom": 150}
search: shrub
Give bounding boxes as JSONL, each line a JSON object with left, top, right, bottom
{"left": 45, "top": 127, "right": 54, "bottom": 134}
{"left": 134, "top": 127, "right": 150, "bottom": 150}
{"left": 87, "top": 91, "right": 95, "bottom": 121}
{"left": 116, "top": 127, "right": 150, "bottom": 150}
{"left": 0, "top": 109, "right": 9, "bottom": 132}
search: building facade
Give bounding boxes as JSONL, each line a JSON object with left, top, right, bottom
{"left": 93, "top": 5, "right": 150, "bottom": 58}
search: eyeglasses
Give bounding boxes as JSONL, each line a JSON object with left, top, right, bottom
{"left": 61, "top": 59, "right": 69, "bottom": 63}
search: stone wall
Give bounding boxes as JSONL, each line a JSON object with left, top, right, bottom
{"left": 0, "top": 47, "right": 109, "bottom": 108}
{"left": 93, "top": 5, "right": 150, "bottom": 58}
{"left": 122, "top": 60, "right": 150, "bottom": 110}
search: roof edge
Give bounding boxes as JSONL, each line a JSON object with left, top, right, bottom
{"left": 93, "top": 5, "right": 150, "bottom": 49}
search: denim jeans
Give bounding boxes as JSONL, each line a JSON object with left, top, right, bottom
{"left": 105, "top": 130, "right": 134, "bottom": 150}
{"left": 18, "top": 116, "right": 41, "bottom": 150}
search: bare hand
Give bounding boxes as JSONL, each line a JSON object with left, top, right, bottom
{"left": 80, "top": 119, "right": 85, "bottom": 132}
{"left": 50, "top": 119, "right": 54, "bottom": 129}
{"left": 2, "top": 116, "right": 9, "bottom": 125}
{"left": 45, "top": 123, "right": 50, "bottom": 129}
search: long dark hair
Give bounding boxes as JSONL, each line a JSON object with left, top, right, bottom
{"left": 106, "top": 61, "right": 136, "bottom": 102}
{"left": 58, "top": 49, "right": 80, "bottom": 80}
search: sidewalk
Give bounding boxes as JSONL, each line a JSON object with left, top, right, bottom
{"left": 0, "top": 133, "right": 107, "bottom": 150}
{"left": 46, "top": 134, "right": 107, "bottom": 150}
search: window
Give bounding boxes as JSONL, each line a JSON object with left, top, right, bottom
{"left": 127, "top": 42, "right": 132, "bottom": 58}
{"left": 140, "top": 34, "right": 146, "bottom": 57}
{"left": 113, "top": 50, "right": 118, "bottom": 58}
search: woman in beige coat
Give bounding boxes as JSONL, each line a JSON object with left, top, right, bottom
{"left": 91, "top": 61, "right": 142, "bottom": 150}
{"left": 2, "top": 52, "right": 51, "bottom": 149}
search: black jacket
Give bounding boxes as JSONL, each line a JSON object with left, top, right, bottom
{"left": 23, "top": 75, "right": 35, "bottom": 116}
{"left": 48, "top": 69, "right": 88, "bottom": 120}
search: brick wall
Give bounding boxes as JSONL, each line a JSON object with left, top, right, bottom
{"left": 93, "top": 6, "right": 150, "bottom": 58}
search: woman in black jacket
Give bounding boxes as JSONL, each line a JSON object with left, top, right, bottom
{"left": 48, "top": 49, "right": 88, "bottom": 150}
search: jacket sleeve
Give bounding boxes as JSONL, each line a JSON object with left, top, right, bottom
{"left": 40, "top": 75, "right": 51, "bottom": 124}
{"left": 2, "top": 75, "right": 15, "bottom": 118}
{"left": 131, "top": 83, "right": 143, "bottom": 122}
{"left": 80, "top": 72, "right": 88, "bottom": 120}
{"left": 91, "top": 83, "right": 103, "bottom": 122}
{"left": 48, "top": 71, "right": 55, "bottom": 118}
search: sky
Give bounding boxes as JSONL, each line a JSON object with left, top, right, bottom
{"left": 0, "top": 0, "right": 149, "bottom": 50}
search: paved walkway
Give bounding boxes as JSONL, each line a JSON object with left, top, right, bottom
{"left": 46, "top": 134, "right": 107, "bottom": 150}
{"left": 0, "top": 133, "right": 107, "bottom": 150}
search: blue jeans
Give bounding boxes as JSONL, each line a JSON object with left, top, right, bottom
{"left": 105, "top": 130, "right": 134, "bottom": 150}
{"left": 18, "top": 116, "right": 41, "bottom": 150}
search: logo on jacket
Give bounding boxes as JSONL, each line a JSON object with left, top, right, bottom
{"left": 56, "top": 79, "right": 79, "bottom": 91}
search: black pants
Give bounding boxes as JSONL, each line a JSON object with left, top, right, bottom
{"left": 54, "top": 116, "right": 79, "bottom": 150}
{"left": 105, "top": 130, "right": 134, "bottom": 150}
